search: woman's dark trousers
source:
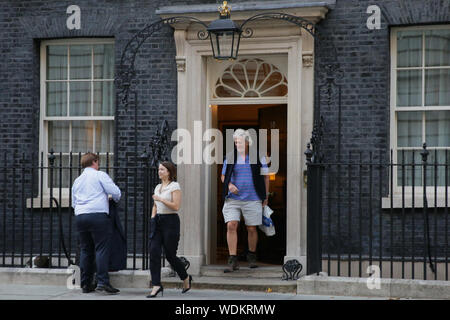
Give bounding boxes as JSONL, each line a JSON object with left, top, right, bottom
{"left": 75, "top": 212, "right": 112, "bottom": 287}
{"left": 149, "top": 214, "right": 188, "bottom": 286}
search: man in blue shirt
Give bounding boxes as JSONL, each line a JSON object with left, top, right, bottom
{"left": 72, "top": 152, "right": 121, "bottom": 295}
{"left": 221, "top": 129, "right": 269, "bottom": 272}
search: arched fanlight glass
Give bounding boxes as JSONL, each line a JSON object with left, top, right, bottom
{"left": 207, "top": 1, "right": 242, "bottom": 60}
{"left": 214, "top": 58, "right": 288, "bottom": 98}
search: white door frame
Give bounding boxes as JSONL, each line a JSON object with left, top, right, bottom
{"left": 171, "top": 23, "right": 315, "bottom": 275}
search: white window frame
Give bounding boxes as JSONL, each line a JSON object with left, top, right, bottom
{"left": 387, "top": 25, "right": 450, "bottom": 208}
{"left": 34, "top": 38, "right": 115, "bottom": 206}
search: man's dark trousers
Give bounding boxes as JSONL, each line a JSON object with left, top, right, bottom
{"left": 75, "top": 212, "right": 112, "bottom": 287}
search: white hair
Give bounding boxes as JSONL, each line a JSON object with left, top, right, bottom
{"left": 233, "top": 128, "right": 253, "bottom": 146}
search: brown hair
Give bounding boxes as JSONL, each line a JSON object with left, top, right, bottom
{"left": 160, "top": 161, "right": 177, "bottom": 182}
{"left": 81, "top": 152, "right": 99, "bottom": 169}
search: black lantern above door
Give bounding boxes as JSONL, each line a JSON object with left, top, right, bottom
{"left": 207, "top": 1, "right": 242, "bottom": 60}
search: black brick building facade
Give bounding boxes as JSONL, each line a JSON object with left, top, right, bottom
{"left": 0, "top": 0, "right": 448, "bottom": 273}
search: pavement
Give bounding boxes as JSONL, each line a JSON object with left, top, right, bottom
{"left": 0, "top": 284, "right": 409, "bottom": 300}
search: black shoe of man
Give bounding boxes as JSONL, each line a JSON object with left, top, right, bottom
{"left": 95, "top": 284, "right": 120, "bottom": 295}
{"left": 82, "top": 283, "right": 96, "bottom": 293}
{"left": 224, "top": 255, "right": 239, "bottom": 273}
{"left": 246, "top": 251, "right": 258, "bottom": 269}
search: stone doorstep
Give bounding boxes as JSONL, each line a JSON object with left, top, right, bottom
{"left": 110, "top": 268, "right": 297, "bottom": 294}
{"left": 200, "top": 265, "right": 285, "bottom": 279}
{"left": 159, "top": 277, "right": 297, "bottom": 294}
{"left": 297, "top": 275, "right": 450, "bottom": 300}
{"left": 0, "top": 267, "right": 297, "bottom": 294}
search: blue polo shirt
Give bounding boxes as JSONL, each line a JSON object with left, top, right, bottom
{"left": 221, "top": 155, "right": 268, "bottom": 201}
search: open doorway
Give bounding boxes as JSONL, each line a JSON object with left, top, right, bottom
{"left": 215, "top": 104, "right": 287, "bottom": 265}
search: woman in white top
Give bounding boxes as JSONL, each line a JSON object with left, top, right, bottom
{"left": 147, "top": 161, "right": 192, "bottom": 298}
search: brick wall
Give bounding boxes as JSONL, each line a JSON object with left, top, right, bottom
{"left": 0, "top": 0, "right": 214, "bottom": 262}
{"left": 0, "top": 0, "right": 448, "bottom": 266}
{"left": 315, "top": 0, "right": 449, "bottom": 260}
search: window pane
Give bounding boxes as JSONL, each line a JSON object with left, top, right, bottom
{"left": 397, "top": 111, "right": 422, "bottom": 147}
{"left": 47, "top": 45, "right": 67, "bottom": 80}
{"left": 69, "top": 81, "right": 91, "bottom": 116}
{"left": 72, "top": 121, "right": 93, "bottom": 152}
{"left": 48, "top": 154, "right": 84, "bottom": 188}
{"left": 426, "top": 150, "right": 450, "bottom": 187}
{"left": 217, "top": 31, "right": 234, "bottom": 58}
{"left": 259, "top": 71, "right": 287, "bottom": 96}
{"left": 94, "top": 44, "right": 114, "bottom": 79}
{"left": 425, "top": 69, "right": 450, "bottom": 106}
{"left": 426, "top": 111, "right": 450, "bottom": 147}
{"left": 425, "top": 29, "right": 450, "bottom": 67}
{"left": 46, "top": 82, "right": 67, "bottom": 116}
{"left": 68, "top": 154, "right": 82, "bottom": 171}
{"left": 95, "top": 121, "right": 114, "bottom": 153}
{"left": 397, "top": 150, "right": 422, "bottom": 186}
{"left": 93, "top": 81, "right": 115, "bottom": 116}
{"left": 255, "top": 63, "right": 273, "bottom": 90}
{"left": 48, "top": 121, "right": 69, "bottom": 152}
{"left": 99, "top": 154, "right": 114, "bottom": 179}
{"left": 70, "top": 45, "right": 91, "bottom": 80}
{"left": 49, "top": 154, "right": 70, "bottom": 189}
{"left": 214, "top": 59, "right": 287, "bottom": 98}
{"left": 397, "top": 31, "right": 422, "bottom": 68}
{"left": 397, "top": 70, "right": 422, "bottom": 107}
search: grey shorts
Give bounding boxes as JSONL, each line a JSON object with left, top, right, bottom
{"left": 222, "top": 198, "right": 263, "bottom": 226}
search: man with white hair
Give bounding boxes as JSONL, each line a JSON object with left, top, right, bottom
{"left": 221, "top": 129, "right": 269, "bottom": 272}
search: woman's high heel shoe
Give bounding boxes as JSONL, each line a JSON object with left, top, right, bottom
{"left": 146, "top": 286, "right": 164, "bottom": 298}
{"left": 181, "top": 275, "right": 193, "bottom": 294}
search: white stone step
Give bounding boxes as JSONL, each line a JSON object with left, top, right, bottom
{"left": 200, "top": 264, "right": 285, "bottom": 279}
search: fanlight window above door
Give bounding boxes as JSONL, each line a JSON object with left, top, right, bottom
{"left": 214, "top": 58, "right": 288, "bottom": 98}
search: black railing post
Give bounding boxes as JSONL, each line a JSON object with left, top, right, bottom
{"left": 2, "top": 154, "right": 5, "bottom": 266}
{"left": 348, "top": 151, "right": 352, "bottom": 277}
{"left": 389, "top": 149, "right": 394, "bottom": 278}
{"left": 140, "top": 148, "right": 150, "bottom": 270}
{"left": 12, "top": 152, "right": 16, "bottom": 266}
{"left": 359, "top": 151, "right": 363, "bottom": 277}
{"left": 48, "top": 149, "right": 56, "bottom": 267}
{"left": 68, "top": 152, "right": 73, "bottom": 264}
{"left": 445, "top": 149, "right": 448, "bottom": 281}
{"left": 29, "top": 152, "right": 34, "bottom": 267}
{"left": 420, "top": 143, "right": 435, "bottom": 278}
{"left": 401, "top": 149, "right": 405, "bottom": 279}
{"left": 412, "top": 150, "right": 416, "bottom": 279}
{"left": 21, "top": 153, "right": 25, "bottom": 267}
{"left": 306, "top": 143, "right": 321, "bottom": 275}
{"left": 58, "top": 152, "right": 62, "bottom": 267}
{"left": 433, "top": 149, "right": 438, "bottom": 280}
{"left": 39, "top": 152, "right": 44, "bottom": 259}
{"left": 369, "top": 151, "right": 373, "bottom": 269}
{"left": 378, "top": 149, "right": 383, "bottom": 277}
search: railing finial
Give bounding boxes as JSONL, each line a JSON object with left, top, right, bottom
{"left": 420, "top": 142, "right": 429, "bottom": 163}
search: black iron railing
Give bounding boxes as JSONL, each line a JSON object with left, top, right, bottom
{"left": 306, "top": 143, "right": 449, "bottom": 281}
{"left": 0, "top": 150, "right": 160, "bottom": 270}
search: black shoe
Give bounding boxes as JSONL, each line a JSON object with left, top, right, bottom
{"left": 95, "top": 284, "right": 120, "bottom": 295}
{"left": 182, "top": 275, "right": 193, "bottom": 294}
{"left": 224, "top": 255, "right": 239, "bottom": 273}
{"left": 82, "top": 283, "right": 96, "bottom": 293}
{"left": 247, "top": 251, "right": 258, "bottom": 268}
{"left": 146, "top": 286, "right": 164, "bottom": 298}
